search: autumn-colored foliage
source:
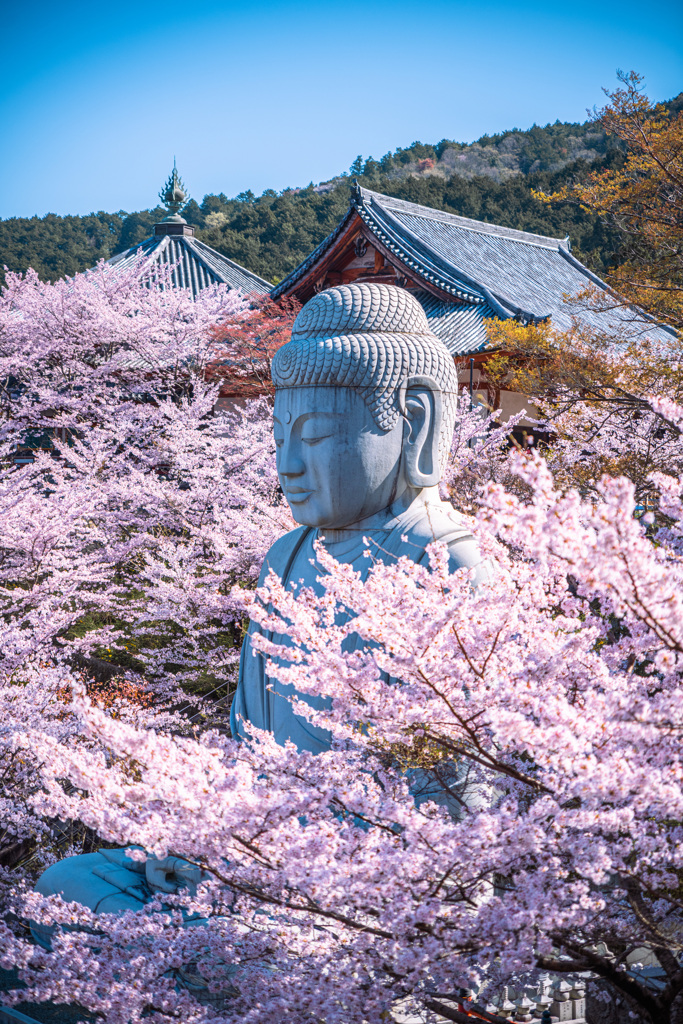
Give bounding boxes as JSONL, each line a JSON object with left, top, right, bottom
{"left": 485, "top": 314, "right": 683, "bottom": 499}
{"left": 537, "top": 70, "right": 683, "bottom": 331}
{"left": 208, "top": 294, "right": 301, "bottom": 398}
{"left": 484, "top": 73, "right": 683, "bottom": 501}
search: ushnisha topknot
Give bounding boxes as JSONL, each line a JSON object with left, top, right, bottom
{"left": 271, "top": 283, "right": 459, "bottom": 469}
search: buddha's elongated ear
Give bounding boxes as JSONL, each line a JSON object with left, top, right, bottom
{"left": 398, "top": 375, "right": 443, "bottom": 488}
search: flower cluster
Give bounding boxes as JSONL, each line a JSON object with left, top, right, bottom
{"left": 0, "top": 257, "right": 292, "bottom": 883}
{"left": 2, "top": 257, "right": 683, "bottom": 1023}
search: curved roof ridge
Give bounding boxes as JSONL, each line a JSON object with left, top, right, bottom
{"left": 365, "top": 192, "right": 549, "bottom": 323}
{"left": 188, "top": 236, "right": 272, "bottom": 292}
{"left": 354, "top": 196, "right": 486, "bottom": 303}
{"left": 270, "top": 205, "right": 357, "bottom": 298}
{"left": 366, "top": 199, "right": 527, "bottom": 320}
{"left": 359, "top": 185, "right": 570, "bottom": 251}
{"left": 104, "top": 233, "right": 270, "bottom": 297}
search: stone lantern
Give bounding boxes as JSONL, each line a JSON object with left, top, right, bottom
{"left": 550, "top": 979, "right": 574, "bottom": 1022}
{"left": 514, "top": 993, "right": 535, "bottom": 1021}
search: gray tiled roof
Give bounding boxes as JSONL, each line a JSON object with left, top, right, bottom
{"left": 108, "top": 234, "right": 271, "bottom": 297}
{"left": 272, "top": 185, "right": 675, "bottom": 349}
{"left": 357, "top": 187, "right": 674, "bottom": 343}
{"left": 416, "top": 290, "right": 497, "bottom": 356}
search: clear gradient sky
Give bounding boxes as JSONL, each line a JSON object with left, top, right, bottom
{"left": 1, "top": 0, "right": 681, "bottom": 219}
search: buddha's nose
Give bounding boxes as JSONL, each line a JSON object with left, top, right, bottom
{"left": 278, "top": 442, "right": 305, "bottom": 477}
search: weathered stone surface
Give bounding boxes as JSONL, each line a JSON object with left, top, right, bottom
{"left": 233, "top": 283, "right": 482, "bottom": 753}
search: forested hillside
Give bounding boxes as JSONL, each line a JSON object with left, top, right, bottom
{"left": 2, "top": 96, "right": 681, "bottom": 287}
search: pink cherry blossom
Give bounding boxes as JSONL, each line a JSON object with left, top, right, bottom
{"left": 2, "top": 257, "right": 683, "bottom": 1022}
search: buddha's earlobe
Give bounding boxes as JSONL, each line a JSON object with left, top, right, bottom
{"left": 399, "top": 376, "right": 442, "bottom": 488}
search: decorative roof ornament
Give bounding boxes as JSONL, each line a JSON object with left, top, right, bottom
{"left": 158, "top": 159, "right": 189, "bottom": 223}
{"left": 101, "top": 161, "right": 272, "bottom": 298}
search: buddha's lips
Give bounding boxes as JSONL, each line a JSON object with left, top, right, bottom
{"left": 285, "top": 489, "right": 314, "bottom": 503}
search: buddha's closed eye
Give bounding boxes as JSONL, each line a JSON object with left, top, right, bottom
{"left": 301, "top": 434, "right": 333, "bottom": 445}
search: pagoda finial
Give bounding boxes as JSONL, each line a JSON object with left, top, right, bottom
{"left": 159, "top": 160, "right": 189, "bottom": 223}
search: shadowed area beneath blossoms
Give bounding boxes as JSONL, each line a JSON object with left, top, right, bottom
{"left": 0, "top": 967, "right": 95, "bottom": 1024}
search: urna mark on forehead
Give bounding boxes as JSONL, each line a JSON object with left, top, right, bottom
{"left": 271, "top": 283, "right": 459, "bottom": 456}
{"left": 273, "top": 380, "right": 381, "bottom": 435}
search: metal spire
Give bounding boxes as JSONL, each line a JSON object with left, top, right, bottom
{"left": 159, "top": 159, "right": 189, "bottom": 222}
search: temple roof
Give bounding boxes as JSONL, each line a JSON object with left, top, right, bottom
{"left": 417, "top": 291, "right": 499, "bottom": 357}
{"left": 106, "top": 165, "right": 271, "bottom": 298}
{"left": 108, "top": 233, "right": 271, "bottom": 297}
{"left": 272, "top": 184, "right": 675, "bottom": 351}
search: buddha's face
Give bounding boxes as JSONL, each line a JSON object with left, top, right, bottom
{"left": 273, "top": 386, "right": 405, "bottom": 529}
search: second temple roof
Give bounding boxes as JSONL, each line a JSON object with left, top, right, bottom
{"left": 106, "top": 164, "right": 271, "bottom": 298}
{"left": 272, "top": 184, "right": 675, "bottom": 355}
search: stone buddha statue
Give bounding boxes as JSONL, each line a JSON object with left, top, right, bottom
{"left": 230, "top": 282, "right": 482, "bottom": 754}
{"left": 33, "top": 283, "right": 482, "bottom": 934}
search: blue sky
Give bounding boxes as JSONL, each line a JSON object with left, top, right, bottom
{"left": 1, "top": 0, "right": 681, "bottom": 219}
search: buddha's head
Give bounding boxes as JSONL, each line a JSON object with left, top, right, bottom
{"left": 271, "top": 283, "right": 458, "bottom": 529}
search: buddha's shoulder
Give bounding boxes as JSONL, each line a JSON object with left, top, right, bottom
{"left": 401, "top": 501, "right": 480, "bottom": 571}
{"left": 258, "top": 526, "right": 313, "bottom": 583}
{"left": 404, "top": 500, "right": 473, "bottom": 543}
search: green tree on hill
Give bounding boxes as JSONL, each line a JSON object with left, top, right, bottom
{"left": 1, "top": 93, "right": 679, "bottom": 287}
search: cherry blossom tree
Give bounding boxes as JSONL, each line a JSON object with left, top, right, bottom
{"left": 0, "top": 256, "right": 294, "bottom": 883}
{"left": 3, "top": 419, "right": 683, "bottom": 1021}
{"left": 4, "top": 254, "right": 683, "bottom": 1024}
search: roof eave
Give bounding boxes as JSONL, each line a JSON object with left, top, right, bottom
{"left": 557, "top": 247, "right": 678, "bottom": 340}
{"left": 271, "top": 205, "right": 358, "bottom": 299}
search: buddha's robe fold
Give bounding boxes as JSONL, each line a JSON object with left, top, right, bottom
{"left": 230, "top": 496, "right": 482, "bottom": 755}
